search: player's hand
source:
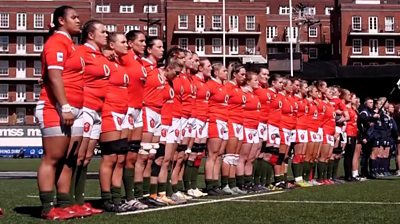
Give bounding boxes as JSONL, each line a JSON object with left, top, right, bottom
{"left": 373, "top": 114, "right": 380, "bottom": 118}
{"left": 362, "top": 139, "right": 367, "bottom": 144}
{"left": 62, "top": 112, "right": 75, "bottom": 126}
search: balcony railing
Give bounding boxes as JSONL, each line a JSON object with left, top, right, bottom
{"left": 348, "top": 25, "right": 400, "bottom": 35}
{"left": 173, "top": 24, "right": 261, "bottom": 34}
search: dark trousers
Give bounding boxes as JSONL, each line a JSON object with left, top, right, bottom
{"left": 360, "top": 142, "right": 372, "bottom": 177}
{"left": 344, "top": 137, "right": 357, "bottom": 179}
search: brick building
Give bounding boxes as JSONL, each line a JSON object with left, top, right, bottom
{"left": 166, "top": 0, "right": 268, "bottom": 64}
{"left": 333, "top": 0, "right": 400, "bottom": 66}
{"left": 0, "top": 0, "right": 92, "bottom": 126}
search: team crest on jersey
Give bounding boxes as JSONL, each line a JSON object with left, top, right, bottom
{"left": 191, "top": 85, "right": 196, "bottom": 95}
{"left": 123, "top": 74, "right": 130, "bottom": 86}
{"left": 117, "top": 117, "right": 123, "bottom": 125}
{"left": 266, "top": 93, "right": 271, "bottom": 100}
{"left": 278, "top": 101, "right": 283, "bottom": 109}
{"left": 158, "top": 73, "right": 165, "bottom": 84}
{"left": 257, "top": 102, "right": 261, "bottom": 110}
{"left": 161, "top": 129, "right": 167, "bottom": 137}
{"left": 205, "top": 91, "right": 211, "bottom": 101}
{"left": 84, "top": 122, "right": 90, "bottom": 133}
{"left": 290, "top": 105, "right": 293, "bottom": 113}
{"left": 242, "top": 95, "right": 247, "bottom": 104}
{"left": 314, "top": 111, "right": 318, "bottom": 117}
{"left": 169, "top": 88, "right": 175, "bottom": 99}
{"left": 305, "top": 106, "right": 309, "bottom": 113}
{"left": 141, "top": 66, "right": 147, "bottom": 77}
{"left": 224, "top": 95, "right": 229, "bottom": 104}
{"left": 294, "top": 102, "right": 298, "bottom": 110}
{"left": 103, "top": 64, "right": 110, "bottom": 78}
{"left": 180, "top": 86, "right": 184, "bottom": 95}
{"left": 150, "top": 119, "right": 155, "bottom": 128}
{"left": 323, "top": 106, "right": 326, "bottom": 113}
{"left": 333, "top": 112, "right": 336, "bottom": 118}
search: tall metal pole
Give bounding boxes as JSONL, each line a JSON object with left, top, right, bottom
{"left": 289, "top": 0, "right": 294, "bottom": 77}
{"left": 222, "top": 0, "right": 226, "bottom": 66}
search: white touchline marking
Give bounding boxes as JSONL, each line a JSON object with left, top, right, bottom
{"left": 117, "top": 191, "right": 285, "bottom": 216}
{"left": 26, "top": 195, "right": 101, "bottom": 199}
{"left": 229, "top": 199, "right": 400, "bottom": 205}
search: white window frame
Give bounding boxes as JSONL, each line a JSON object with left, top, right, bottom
{"left": 229, "top": 15, "right": 239, "bottom": 32}
{"left": 124, "top": 25, "right": 140, "bottom": 33}
{"left": 303, "top": 7, "right": 316, "bottom": 16}
{"left": 385, "top": 17, "right": 394, "bottom": 32}
{"left": 268, "top": 47, "right": 278, "bottom": 54}
{"left": 178, "top": 15, "right": 188, "bottom": 29}
{"left": 212, "top": 38, "right": 222, "bottom": 53}
{"left": 120, "top": 5, "right": 134, "bottom": 13}
{"left": 0, "top": 60, "right": 8, "bottom": 76}
{"left": 196, "top": 15, "right": 205, "bottom": 31}
{"left": 96, "top": 5, "right": 110, "bottom": 13}
{"left": 246, "top": 38, "right": 256, "bottom": 54}
{"left": 286, "top": 27, "right": 298, "bottom": 41}
{"left": 195, "top": 38, "right": 205, "bottom": 55}
{"left": 105, "top": 25, "right": 117, "bottom": 32}
{"left": 0, "top": 108, "right": 8, "bottom": 124}
{"left": 34, "top": 36, "right": 43, "bottom": 52}
{"left": 16, "top": 84, "right": 26, "bottom": 102}
{"left": 385, "top": 39, "right": 395, "bottom": 54}
{"left": 309, "top": 26, "right": 317, "bottom": 37}
{"left": 266, "top": 7, "right": 270, "bottom": 14}
{"left": 148, "top": 26, "right": 158, "bottom": 36}
{"left": 368, "top": 16, "right": 378, "bottom": 33}
{"left": 325, "top": 7, "right": 334, "bottom": 15}
{"left": 34, "top": 60, "right": 41, "bottom": 76}
{"left": 16, "top": 13, "right": 26, "bottom": 30}
{"left": 352, "top": 16, "right": 361, "bottom": 31}
{"left": 34, "top": 84, "right": 41, "bottom": 100}
{"left": 0, "top": 36, "right": 8, "bottom": 52}
{"left": 369, "top": 39, "right": 378, "bottom": 56}
{"left": 33, "top": 14, "right": 44, "bottom": 28}
{"left": 0, "top": 84, "right": 8, "bottom": 100}
{"left": 178, "top": 38, "right": 188, "bottom": 50}
{"left": 212, "top": 15, "right": 222, "bottom": 30}
{"left": 279, "top": 6, "right": 290, "bottom": 15}
{"left": 246, "top": 16, "right": 256, "bottom": 31}
{"left": 16, "top": 107, "right": 26, "bottom": 124}
{"left": 309, "top": 48, "right": 318, "bottom": 59}
{"left": 352, "top": 39, "right": 362, "bottom": 54}
{"left": 0, "top": 13, "right": 9, "bottom": 28}
{"left": 266, "top": 26, "right": 277, "bottom": 40}
{"left": 144, "top": 5, "right": 157, "bottom": 13}
{"left": 16, "top": 60, "right": 26, "bottom": 78}
{"left": 229, "top": 38, "right": 239, "bottom": 55}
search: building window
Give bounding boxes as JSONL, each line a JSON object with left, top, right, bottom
{"left": 309, "top": 26, "right": 317, "bottom": 37}
{"left": 246, "top": 16, "right": 256, "bottom": 30}
{"left": 195, "top": 38, "right": 205, "bottom": 55}
{"left": 303, "top": 7, "right": 316, "bottom": 16}
{"left": 385, "top": 17, "right": 394, "bottom": 32}
{"left": 178, "top": 38, "right": 188, "bottom": 50}
{"left": 105, "top": 25, "right": 117, "bottom": 32}
{"left": 0, "top": 108, "right": 8, "bottom": 123}
{"left": 124, "top": 25, "right": 140, "bottom": 33}
{"left": 16, "top": 107, "right": 25, "bottom": 124}
{"left": 178, "top": 15, "right": 188, "bottom": 29}
{"left": 212, "top": 15, "right": 222, "bottom": 30}
{"left": 16, "top": 13, "right": 26, "bottom": 30}
{"left": 34, "top": 36, "right": 43, "bottom": 52}
{"left": 196, "top": 15, "right": 205, "bottom": 30}
{"left": 266, "top": 6, "right": 270, "bottom": 14}
{"left": 148, "top": 26, "right": 158, "bottom": 36}
{"left": 229, "top": 38, "right": 239, "bottom": 54}
{"left": 268, "top": 48, "right": 278, "bottom": 54}
{"left": 34, "top": 84, "right": 41, "bottom": 100}
{"left": 352, "top": 16, "right": 361, "bottom": 31}
{"left": 144, "top": 5, "right": 157, "bottom": 13}
{"left": 229, "top": 15, "right": 239, "bottom": 31}
{"left": 33, "top": 14, "right": 44, "bottom": 28}
{"left": 246, "top": 38, "right": 256, "bottom": 54}
{"left": 286, "top": 27, "right": 298, "bottom": 40}
{"left": 353, "top": 62, "right": 362, "bottom": 66}
{"left": 0, "top": 60, "right": 8, "bottom": 75}
{"left": 0, "top": 84, "right": 8, "bottom": 100}
{"left": 34, "top": 60, "right": 41, "bottom": 76}
{"left": 385, "top": 39, "right": 395, "bottom": 54}
{"left": 120, "top": 5, "right": 134, "bottom": 13}
{"left": 0, "top": 36, "right": 8, "bottom": 52}
{"left": 96, "top": 5, "right": 110, "bottom": 13}
{"left": 309, "top": 48, "right": 318, "bottom": 59}
{"left": 352, "top": 39, "right": 362, "bottom": 54}
{"left": 266, "top": 26, "right": 277, "bottom": 39}
{"left": 0, "top": 13, "right": 9, "bottom": 28}
{"left": 279, "top": 6, "right": 290, "bottom": 15}
{"left": 212, "top": 38, "right": 222, "bottom": 53}
{"left": 325, "top": 7, "right": 334, "bottom": 15}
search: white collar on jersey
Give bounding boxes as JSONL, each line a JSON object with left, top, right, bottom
{"left": 84, "top": 43, "right": 97, "bottom": 52}
{"left": 142, "top": 57, "right": 154, "bottom": 65}
{"left": 55, "top": 31, "right": 72, "bottom": 40}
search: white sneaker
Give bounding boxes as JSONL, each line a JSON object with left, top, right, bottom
{"left": 186, "top": 189, "right": 198, "bottom": 198}
{"left": 222, "top": 185, "right": 236, "bottom": 195}
{"left": 396, "top": 170, "right": 400, "bottom": 176}
{"left": 230, "top": 187, "right": 247, "bottom": 194}
{"left": 176, "top": 191, "right": 192, "bottom": 200}
{"left": 193, "top": 188, "right": 207, "bottom": 197}
{"left": 125, "top": 199, "right": 148, "bottom": 210}
{"left": 171, "top": 193, "right": 187, "bottom": 204}
{"left": 310, "top": 179, "right": 322, "bottom": 186}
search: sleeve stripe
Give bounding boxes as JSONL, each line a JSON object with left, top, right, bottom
{"left": 47, "top": 65, "right": 64, "bottom": 70}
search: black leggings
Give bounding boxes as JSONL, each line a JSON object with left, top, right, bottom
{"left": 344, "top": 136, "right": 357, "bottom": 179}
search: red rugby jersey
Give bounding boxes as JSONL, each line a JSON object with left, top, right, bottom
{"left": 207, "top": 78, "right": 229, "bottom": 122}
{"left": 331, "top": 97, "right": 346, "bottom": 111}
{"left": 266, "top": 88, "right": 283, "bottom": 127}
{"left": 40, "top": 31, "right": 84, "bottom": 108}
{"left": 226, "top": 81, "right": 245, "bottom": 124}
{"left": 180, "top": 73, "right": 195, "bottom": 118}
{"left": 346, "top": 106, "right": 358, "bottom": 137}
{"left": 103, "top": 61, "right": 129, "bottom": 114}
{"left": 172, "top": 74, "right": 183, "bottom": 118}
{"left": 161, "top": 81, "right": 175, "bottom": 125}
{"left": 295, "top": 95, "right": 309, "bottom": 129}
{"left": 192, "top": 75, "right": 210, "bottom": 122}
{"left": 280, "top": 93, "right": 296, "bottom": 129}
{"left": 307, "top": 100, "right": 319, "bottom": 131}
{"left": 315, "top": 98, "right": 326, "bottom": 126}
{"left": 254, "top": 86, "right": 270, "bottom": 123}
{"left": 121, "top": 50, "right": 146, "bottom": 109}
{"left": 79, "top": 43, "right": 109, "bottom": 111}
{"left": 142, "top": 57, "right": 165, "bottom": 113}
{"left": 243, "top": 90, "right": 261, "bottom": 129}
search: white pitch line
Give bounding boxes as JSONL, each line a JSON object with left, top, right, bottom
{"left": 229, "top": 199, "right": 400, "bottom": 205}
{"left": 117, "top": 191, "right": 285, "bottom": 216}
{"left": 27, "top": 195, "right": 101, "bottom": 199}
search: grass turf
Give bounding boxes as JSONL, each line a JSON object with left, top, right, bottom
{"left": 1, "top": 159, "right": 399, "bottom": 223}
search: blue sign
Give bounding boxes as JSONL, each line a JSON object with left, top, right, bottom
{"left": 0, "top": 147, "right": 43, "bottom": 158}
